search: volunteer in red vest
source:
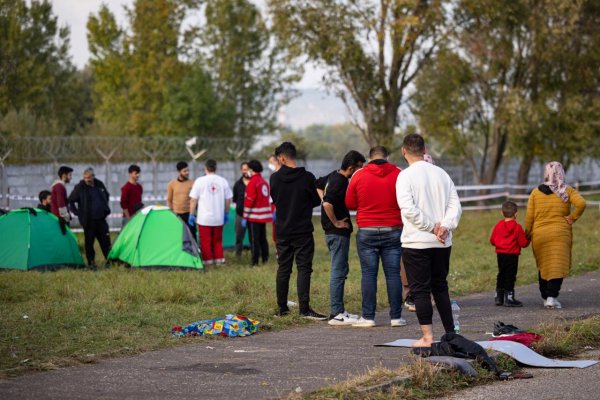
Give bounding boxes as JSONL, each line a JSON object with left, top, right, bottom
{"left": 242, "top": 160, "right": 273, "bottom": 266}
{"left": 189, "top": 159, "right": 233, "bottom": 266}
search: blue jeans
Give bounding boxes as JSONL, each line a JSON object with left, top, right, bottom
{"left": 356, "top": 228, "right": 403, "bottom": 319}
{"left": 326, "top": 234, "right": 351, "bottom": 316}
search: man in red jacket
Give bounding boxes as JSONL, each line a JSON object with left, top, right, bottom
{"left": 120, "top": 164, "right": 143, "bottom": 226}
{"left": 490, "top": 201, "right": 530, "bottom": 307}
{"left": 243, "top": 160, "right": 272, "bottom": 266}
{"left": 51, "top": 165, "right": 73, "bottom": 224}
{"left": 345, "top": 146, "right": 406, "bottom": 328}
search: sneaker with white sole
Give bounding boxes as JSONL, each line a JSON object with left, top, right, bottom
{"left": 404, "top": 295, "right": 416, "bottom": 312}
{"left": 544, "top": 297, "right": 562, "bottom": 309}
{"left": 328, "top": 312, "right": 359, "bottom": 326}
{"left": 352, "top": 317, "right": 376, "bottom": 327}
{"left": 390, "top": 318, "right": 407, "bottom": 327}
{"left": 301, "top": 309, "right": 328, "bottom": 320}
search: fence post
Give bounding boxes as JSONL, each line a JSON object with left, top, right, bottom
{"left": 185, "top": 137, "right": 207, "bottom": 181}
{"left": 227, "top": 144, "right": 247, "bottom": 181}
{"left": 95, "top": 147, "right": 117, "bottom": 197}
{"left": 0, "top": 149, "right": 12, "bottom": 210}
{"left": 142, "top": 149, "right": 159, "bottom": 198}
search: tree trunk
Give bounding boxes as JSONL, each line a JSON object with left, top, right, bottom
{"left": 517, "top": 155, "right": 534, "bottom": 185}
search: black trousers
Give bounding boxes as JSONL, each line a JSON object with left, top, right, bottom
{"left": 276, "top": 235, "right": 314, "bottom": 314}
{"left": 176, "top": 212, "right": 197, "bottom": 240}
{"left": 402, "top": 247, "right": 454, "bottom": 333}
{"left": 234, "top": 214, "right": 250, "bottom": 256}
{"left": 538, "top": 272, "right": 564, "bottom": 299}
{"left": 248, "top": 221, "right": 269, "bottom": 265}
{"left": 83, "top": 219, "right": 111, "bottom": 265}
{"left": 496, "top": 253, "right": 519, "bottom": 292}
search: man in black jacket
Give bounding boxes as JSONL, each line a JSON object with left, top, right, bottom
{"left": 69, "top": 167, "right": 111, "bottom": 266}
{"left": 232, "top": 161, "right": 250, "bottom": 256}
{"left": 270, "top": 142, "right": 326, "bottom": 320}
{"left": 316, "top": 150, "right": 366, "bottom": 325}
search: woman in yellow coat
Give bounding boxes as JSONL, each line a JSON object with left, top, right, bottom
{"left": 525, "top": 161, "right": 586, "bottom": 309}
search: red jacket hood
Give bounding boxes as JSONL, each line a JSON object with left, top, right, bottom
{"left": 362, "top": 161, "right": 399, "bottom": 177}
{"left": 497, "top": 220, "right": 518, "bottom": 238}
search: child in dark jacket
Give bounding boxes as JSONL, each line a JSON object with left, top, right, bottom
{"left": 490, "top": 201, "right": 530, "bottom": 307}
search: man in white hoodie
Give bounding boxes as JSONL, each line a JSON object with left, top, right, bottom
{"left": 396, "top": 134, "right": 462, "bottom": 347}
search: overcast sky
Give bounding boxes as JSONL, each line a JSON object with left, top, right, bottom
{"left": 51, "top": 0, "right": 324, "bottom": 89}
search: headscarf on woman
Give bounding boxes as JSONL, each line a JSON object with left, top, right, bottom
{"left": 543, "top": 161, "right": 569, "bottom": 202}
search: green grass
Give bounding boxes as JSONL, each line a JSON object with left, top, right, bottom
{"left": 1, "top": 210, "right": 599, "bottom": 377}
{"left": 291, "top": 359, "right": 499, "bottom": 400}
{"left": 532, "top": 315, "right": 600, "bottom": 358}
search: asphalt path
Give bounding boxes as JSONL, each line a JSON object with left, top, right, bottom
{"left": 1, "top": 270, "right": 599, "bottom": 399}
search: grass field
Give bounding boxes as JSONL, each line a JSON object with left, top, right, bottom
{"left": 1, "top": 210, "right": 599, "bottom": 377}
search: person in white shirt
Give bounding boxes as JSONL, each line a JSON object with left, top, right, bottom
{"left": 396, "top": 133, "right": 462, "bottom": 348}
{"left": 189, "top": 159, "right": 233, "bottom": 265}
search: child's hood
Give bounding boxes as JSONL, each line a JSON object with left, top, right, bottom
{"left": 498, "top": 219, "right": 518, "bottom": 237}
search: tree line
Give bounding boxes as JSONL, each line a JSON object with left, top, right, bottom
{"left": 1, "top": 0, "right": 598, "bottom": 185}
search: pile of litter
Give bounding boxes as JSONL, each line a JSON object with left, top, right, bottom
{"left": 172, "top": 314, "right": 260, "bottom": 337}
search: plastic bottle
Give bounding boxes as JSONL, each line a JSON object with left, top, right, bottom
{"left": 451, "top": 300, "right": 461, "bottom": 333}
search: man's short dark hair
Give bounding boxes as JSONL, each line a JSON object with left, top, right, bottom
{"left": 38, "top": 190, "right": 51, "bottom": 203}
{"left": 57, "top": 165, "right": 73, "bottom": 178}
{"left": 128, "top": 164, "right": 141, "bottom": 174}
{"left": 369, "top": 146, "right": 389, "bottom": 159}
{"left": 502, "top": 201, "right": 518, "bottom": 218}
{"left": 247, "top": 160, "right": 263, "bottom": 173}
{"left": 240, "top": 161, "right": 248, "bottom": 169}
{"left": 274, "top": 142, "right": 297, "bottom": 159}
{"left": 341, "top": 150, "right": 366, "bottom": 170}
{"left": 176, "top": 161, "right": 188, "bottom": 171}
{"left": 402, "top": 133, "right": 426, "bottom": 156}
{"left": 205, "top": 159, "right": 217, "bottom": 172}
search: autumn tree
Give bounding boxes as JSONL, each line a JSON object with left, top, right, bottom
{"left": 268, "top": 0, "right": 446, "bottom": 149}
{"left": 0, "top": 0, "right": 88, "bottom": 136}
{"left": 202, "top": 0, "right": 294, "bottom": 140}
{"left": 412, "top": 0, "right": 600, "bottom": 184}
{"left": 88, "top": 0, "right": 199, "bottom": 136}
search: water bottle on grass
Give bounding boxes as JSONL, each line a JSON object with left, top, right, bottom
{"left": 451, "top": 300, "right": 461, "bottom": 333}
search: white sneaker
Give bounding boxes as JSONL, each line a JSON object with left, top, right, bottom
{"left": 390, "top": 318, "right": 407, "bottom": 327}
{"left": 342, "top": 310, "right": 359, "bottom": 319}
{"left": 328, "top": 312, "right": 359, "bottom": 326}
{"left": 352, "top": 317, "right": 376, "bottom": 327}
{"left": 544, "top": 297, "right": 562, "bottom": 309}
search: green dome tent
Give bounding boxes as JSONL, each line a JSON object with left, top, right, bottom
{"left": 108, "top": 205, "right": 203, "bottom": 270}
{"left": 0, "top": 208, "right": 85, "bottom": 270}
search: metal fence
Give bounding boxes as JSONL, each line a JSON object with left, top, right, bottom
{"left": 1, "top": 136, "right": 599, "bottom": 222}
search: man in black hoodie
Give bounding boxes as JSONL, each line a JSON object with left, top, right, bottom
{"left": 270, "top": 142, "right": 326, "bottom": 320}
{"left": 69, "top": 167, "right": 111, "bottom": 267}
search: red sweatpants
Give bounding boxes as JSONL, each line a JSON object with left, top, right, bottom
{"left": 197, "top": 225, "right": 224, "bottom": 264}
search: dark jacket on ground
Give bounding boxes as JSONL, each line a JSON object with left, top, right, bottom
{"left": 270, "top": 165, "right": 321, "bottom": 239}
{"left": 68, "top": 179, "right": 111, "bottom": 227}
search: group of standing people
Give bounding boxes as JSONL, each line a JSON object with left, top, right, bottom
{"left": 40, "top": 165, "right": 138, "bottom": 267}
{"left": 267, "top": 134, "right": 462, "bottom": 349}
{"left": 30, "top": 134, "right": 586, "bottom": 338}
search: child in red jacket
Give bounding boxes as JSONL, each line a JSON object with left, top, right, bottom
{"left": 490, "top": 201, "right": 530, "bottom": 307}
